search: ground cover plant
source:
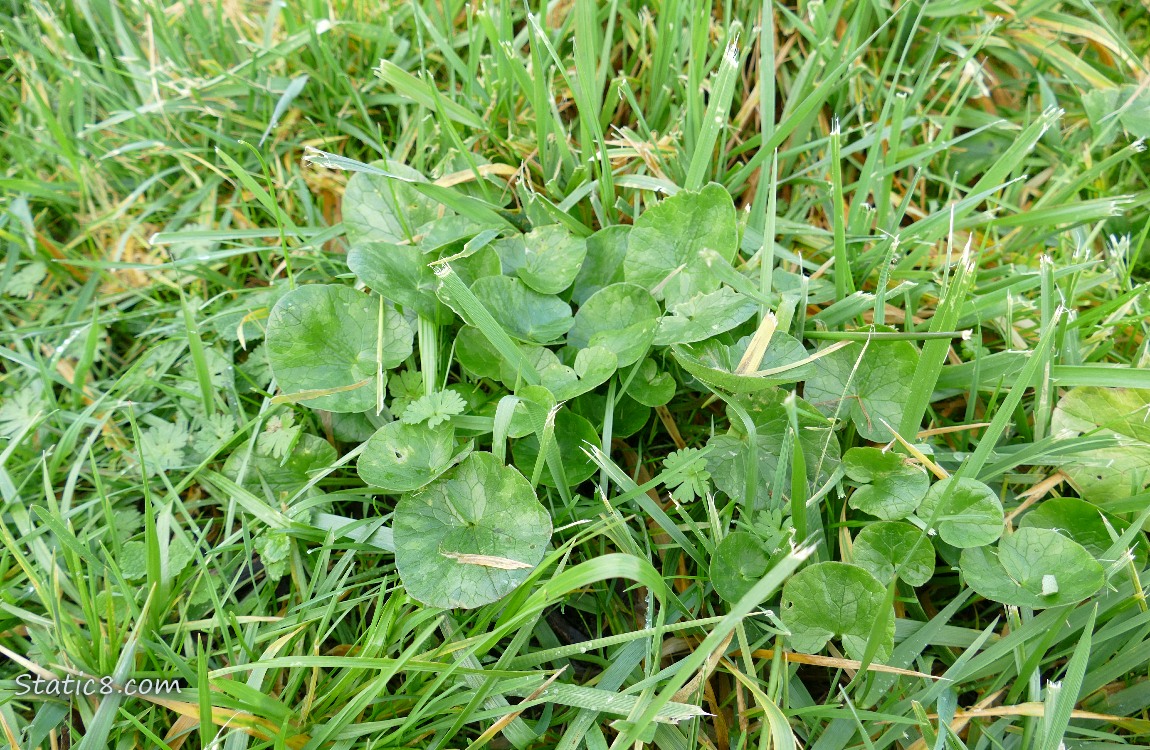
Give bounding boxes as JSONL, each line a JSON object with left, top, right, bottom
{"left": 2, "top": 0, "right": 1150, "bottom": 748}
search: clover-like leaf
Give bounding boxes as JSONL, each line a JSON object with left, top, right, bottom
{"left": 511, "top": 408, "right": 600, "bottom": 488}
{"left": 471, "top": 275, "right": 573, "bottom": 344}
{"left": 1050, "top": 387, "right": 1150, "bottom": 504}
{"left": 223, "top": 433, "right": 336, "bottom": 505}
{"left": 852, "top": 521, "right": 935, "bottom": 586}
{"left": 517, "top": 225, "right": 587, "bottom": 295}
{"left": 654, "top": 287, "right": 758, "bottom": 346}
{"left": 342, "top": 160, "right": 437, "bottom": 245}
{"left": 915, "top": 477, "right": 1004, "bottom": 548}
{"left": 572, "top": 225, "right": 628, "bottom": 304}
{"left": 802, "top": 333, "right": 920, "bottom": 442}
{"left": 710, "top": 531, "right": 772, "bottom": 603}
{"left": 568, "top": 283, "right": 659, "bottom": 367}
{"left": 357, "top": 420, "right": 463, "bottom": 493}
{"left": 959, "top": 527, "right": 1105, "bottom": 608}
{"left": 623, "top": 183, "right": 737, "bottom": 305}
{"left": 266, "top": 285, "right": 413, "bottom": 413}
{"left": 672, "top": 332, "right": 812, "bottom": 393}
{"left": 392, "top": 452, "right": 552, "bottom": 609}
{"left": 842, "top": 447, "right": 930, "bottom": 520}
{"left": 780, "top": 562, "right": 894, "bottom": 662}
{"left": 347, "top": 241, "right": 450, "bottom": 324}
{"left": 627, "top": 358, "right": 676, "bottom": 407}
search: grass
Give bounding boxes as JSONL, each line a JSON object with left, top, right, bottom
{"left": 2, "top": 0, "right": 1150, "bottom": 748}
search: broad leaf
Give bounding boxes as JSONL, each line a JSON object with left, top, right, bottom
{"left": 710, "top": 531, "right": 772, "bottom": 603}
{"left": 266, "top": 285, "right": 413, "bottom": 413}
{"left": 803, "top": 334, "right": 920, "bottom": 442}
{"left": 347, "top": 241, "right": 450, "bottom": 324}
{"left": 568, "top": 283, "right": 659, "bottom": 367}
{"left": 456, "top": 326, "right": 503, "bottom": 381}
{"left": 915, "top": 477, "right": 1004, "bottom": 548}
{"left": 357, "top": 421, "right": 464, "bottom": 493}
{"left": 512, "top": 408, "right": 600, "bottom": 488}
{"left": 623, "top": 183, "right": 738, "bottom": 305}
{"left": 780, "top": 561, "right": 894, "bottom": 661}
{"left": 852, "top": 521, "right": 935, "bottom": 586}
{"left": 843, "top": 447, "right": 930, "bottom": 520}
{"left": 1050, "top": 387, "right": 1150, "bottom": 504}
{"left": 517, "top": 225, "right": 587, "bottom": 295}
{"left": 393, "top": 452, "right": 551, "bottom": 609}
{"left": 500, "top": 345, "right": 618, "bottom": 401}
{"left": 672, "top": 332, "right": 812, "bottom": 393}
{"left": 471, "top": 275, "right": 573, "bottom": 344}
{"left": 572, "top": 225, "right": 629, "bottom": 304}
{"left": 654, "top": 287, "right": 758, "bottom": 346}
{"left": 960, "top": 527, "right": 1105, "bottom": 608}
{"left": 342, "top": 160, "right": 437, "bottom": 245}
{"left": 1019, "top": 496, "right": 1145, "bottom": 564}
{"left": 627, "top": 358, "right": 676, "bottom": 407}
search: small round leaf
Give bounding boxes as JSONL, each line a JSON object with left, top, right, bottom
{"left": 357, "top": 421, "right": 464, "bottom": 493}
{"left": 852, "top": 521, "right": 935, "bottom": 586}
{"left": 517, "top": 225, "right": 587, "bottom": 295}
{"left": 710, "top": 531, "right": 773, "bottom": 603}
{"left": 471, "top": 275, "right": 573, "bottom": 344}
{"left": 916, "top": 477, "right": 1004, "bottom": 548}
{"left": 843, "top": 447, "right": 930, "bottom": 520}
{"left": 627, "top": 359, "right": 676, "bottom": 407}
{"left": 780, "top": 561, "right": 894, "bottom": 661}
{"left": 568, "top": 283, "right": 659, "bottom": 367}
{"left": 512, "top": 409, "right": 600, "bottom": 488}
{"left": 672, "top": 332, "right": 811, "bottom": 393}
{"left": 960, "top": 527, "right": 1105, "bottom": 608}
{"left": 393, "top": 452, "right": 552, "bottom": 609}
{"left": 654, "top": 287, "right": 758, "bottom": 346}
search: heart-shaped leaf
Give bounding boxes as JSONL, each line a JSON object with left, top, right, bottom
{"left": 623, "top": 183, "right": 737, "bottom": 305}
{"left": 915, "top": 477, "right": 1004, "bottom": 548}
{"left": 803, "top": 333, "right": 920, "bottom": 442}
{"left": 347, "top": 242, "right": 450, "bottom": 324}
{"left": 627, "top": 358, "right": 676, "bottom": 407}
{"left": 710, "top": 531, "right": 773, "bottom": 603}
{"left": 852, "top": 521, "right": 935, "bottom": 586}
{"left": 843, "top": 447, "right": 930, "bottom": 520}
{"left": 517, "top": 225, "right": 587, "bottom": 295}
{"left": 1050, "top": 387, "right": 1150, "bottom": 504}
{"left": 500, "top": 345, "right": 617, "bottom": 401}
{"left": 572, "top": 225, "right": 629, "bottom": 304}
{"left": 959, "top": 527, "right": 1105, "bottom": 608}
{"left": 568, "top": 283, "right": 659, "bottom": 367}
{"left": 780, "top": 561, "right": 894, "bottom": 661}
{"left": 512, "top": 408, "right": 600, "bottom": 488}
{"left": 266, "top": 285, "right": 413, "bottom": 413}
{"left": 654, "top": 287, "right": 758, "bottom": 346}
{"left": 1018, "top": 496, "right": 1145, "bottom": 564}
{"left": 672, "top": 332, "right": 812, "bottom": 393}
{"left": 342, "top": 160, "right": 437, "bottom": 245}
{"left": 471, "top": 275, "right": 573, "bottom": 344}
{"left": 357, "top": 421, "right": 464, "bottom": 493}
{"left": 393, "top": 452, "right": 551, "bottom": 609}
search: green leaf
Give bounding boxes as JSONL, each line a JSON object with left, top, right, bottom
{"left": 654, "top": 287, "right": 758, "bottom": 346}
{"left": 627, "top": 358, "right": 676, "bottom": 407}
{"left": 501, "top": 345, "right": 617, "bottom": 401}
{"left": 915, "top": 477, "right": 1004, "bottom": 548}
{"left": 959, "top": 527, "right": 1105, "bottom": 608}
{"left": 568, "top": 283, "right": 659, "bottom": 367}
{"left": 710, "top": 531, "right": 772, "bottom": 603}
{"left": 470, "top": 275, "right": 573, "bottom": 344}
{"left": 401, "top": 390, "right": 467, "bottom": 428}
{"left": 802, "top": 334, "right": 920, "bottom": 442}
{"left": 842, "top": 447, "right": 930, "bottom": 520}
{"left": 223, "top": 433, "right": 336, "bottom": 505}
{"left": 342, "top": 160, "right": 437, "bottom": 245}
{"left": 852, "top": 521, "right": 935, "bottom": 586}
{"left": 255, "top": 531, "right": 292, "bottom": 581}
{"left": 266, "top": 285, "right": 413, "bottom": 413}
{"left": 357, "top": 420, "right": 463, "bottom": 493}
{"left": 1018, "top": 496, "right": 1144, "bottom": 564}
{"left": 347, "top": 241, "right": 451, "bottom": 324}
{"left": 119, "top": 536, "right": 194, "bottom": 581}
{"left": 623, "top": 183, "right": 738, "bottom": 305}
{"left": 1050, "top": 387, "right": 1150, "bottom": 503}
{"left": 572, "top": 225, "right": 629, "bottom": 304}
{"left": 512, "top": 408, "right": 600, "bottom": 488}
{"left": 780, "top": 561, "right": 894, "bottom": 661}
{"left": 661, "top": 448, "right": 712, "bottom": 504}
{"left": 392, "top": 452, "right": 552, "bottom": 609}
{"left": 516, "top": 225, "right": 587, "bottom": 295}
{"left": 455, "top": 326, "right": 503, "bottom": 381}
{"left": 672, "top": 332, "right": 812, "bottom": 393}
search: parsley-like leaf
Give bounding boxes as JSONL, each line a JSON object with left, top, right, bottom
{"left": 401, "top": 390, "right": 466, "bottom": 429}
{"left": 662, "top": 447, "right": 712, "bottom": 504}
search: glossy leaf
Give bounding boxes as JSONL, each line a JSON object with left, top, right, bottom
{"left": 843, "top": 447, "right": 930, "bottom": 520}
{"left": 780, "top": 561, "right": 894, "bottom": 662}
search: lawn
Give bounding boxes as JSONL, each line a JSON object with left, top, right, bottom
{"left": 2, "top": 0, "right": 1150, "bottom": 748}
